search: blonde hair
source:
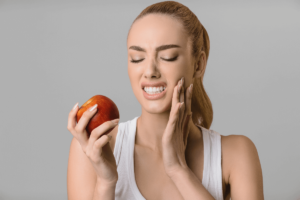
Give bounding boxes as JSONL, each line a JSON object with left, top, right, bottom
{"left": 131, "top": 1, "right": 213, "bottom": 129}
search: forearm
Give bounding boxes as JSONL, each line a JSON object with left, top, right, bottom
{"left": 169, "top": 168, "right": 215, "bottom": 200}
{"left": 93, "top": 180, "right": 116, "bottom": 200}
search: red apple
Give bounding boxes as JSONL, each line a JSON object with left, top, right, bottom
{"left": 76, "top": 95, "right": 120, "bottom": 138}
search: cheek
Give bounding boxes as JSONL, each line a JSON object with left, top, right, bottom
{"left": 128, "top": 66, "right": 142, "bottom": 95}
{"left": 162, "top": 60, "right": 188, "bottom": 80}
{"left": 128, "top": 65, "right": 138, "bottom": 81}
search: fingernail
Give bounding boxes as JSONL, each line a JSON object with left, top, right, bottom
{"left": 73, "top": 102, "right": 78, "bottom": 110}
{"left": 181, "top": 77, "right": 184, "bottom": 85}
{"left": 89, "top": 104, "right": 98, "bottom": 111}
{"left": 180, "top": 102, "right": 184, "bottom": 108}
{"left": 112, "top": 118, "right": 120, "bottom": 124}
{"left": 189, "top": 84, "right": 193, "bottom": 93}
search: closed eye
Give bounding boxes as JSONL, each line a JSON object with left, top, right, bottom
{"left": 130, "top": 56, "right": 178, "bottom": 63}
{"left": 130, "top": 58, "right": 145, "bottom": 63}
{"left": 161, "top": 56, "right": 178, "bottom": 62}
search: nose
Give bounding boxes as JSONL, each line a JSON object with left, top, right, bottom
{"left": 143, "top": 58, "right": 161, "bottom": 79}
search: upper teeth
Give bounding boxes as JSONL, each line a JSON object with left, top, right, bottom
{"left": 144, "top": 86, "right": 166, "bottom": 94}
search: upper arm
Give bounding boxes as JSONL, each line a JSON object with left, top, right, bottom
{"left": 67, "top": 125, "right": 119, "bottom": 200}
{"left": 225, "top": 135, "right": 264, "bottom": 200}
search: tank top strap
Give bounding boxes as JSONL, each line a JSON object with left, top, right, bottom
{"left": 113, "top": 121, "right": 125, "bottom": 166}
{"left": 200, "top": 125, "right": 211, "bottom": 187}
{"left": 114, "top": 117, "right": 144, "bottom": 200}
{"left": 196, "top": 125, "right": 223, "bottom": 200}
{"left": 126, "top": 117, "right": 146, "bottom": 200}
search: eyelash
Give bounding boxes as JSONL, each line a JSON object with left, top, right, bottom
{"left": 130, "top": 56, "right": 178, "bottom": 63}
{"left": 131, "top": 59, "right": 145, "bottom": 63}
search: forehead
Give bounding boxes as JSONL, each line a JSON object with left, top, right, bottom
{"left": 127, "top": 14, "right": 189, "bottom": 48}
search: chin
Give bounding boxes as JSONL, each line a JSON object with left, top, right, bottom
{"left": 142, "top": 100, "right": 172, "bottom": 114}
{"left": 134, "top": 87, "right": 173, "bottom": 114}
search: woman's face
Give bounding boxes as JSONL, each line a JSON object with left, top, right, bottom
{"left": 127, "top": 14, "right": 196, "bottom": 114}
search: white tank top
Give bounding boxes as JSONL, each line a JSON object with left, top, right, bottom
{"left": 113, "top": 116, "right": 224, "bottom": 200}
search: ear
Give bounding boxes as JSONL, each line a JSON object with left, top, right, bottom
{"left": 193, "top": 51, "right": 207, "bottom": 79}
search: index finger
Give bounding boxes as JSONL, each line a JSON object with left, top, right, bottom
{"left": 67, "top": 102, "right": 79, "bottom": 132}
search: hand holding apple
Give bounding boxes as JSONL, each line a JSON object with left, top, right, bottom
{"left": 76, "top": 95, "right": 120, "bottom": 138}
{"left": 67, "top": 95, "right": 120, "bottom": 186}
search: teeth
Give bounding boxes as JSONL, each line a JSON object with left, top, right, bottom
{"left": 144, "top": 86, "right": 166, "bottom": 94}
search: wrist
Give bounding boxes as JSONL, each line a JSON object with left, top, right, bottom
{"left": 96, "top": 178, "right": 117, "bottom": 190}
{"left": 167, "top": 166, "right": 190, "bottom": 179}
{"left": 93, "top": 180, "right": 116, "bottom": 200}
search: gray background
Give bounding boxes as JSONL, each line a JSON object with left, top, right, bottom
{"left": 0, "top": 0, "right": 299, "bottom": 199}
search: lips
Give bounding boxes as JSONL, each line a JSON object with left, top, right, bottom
{"left": 141, "top": 81, "right": 167, "bottom": 89}
{"left": 140, "top": 81, "right": 167, "bottom": 100}
{"left": 143, "top": 87, "right": 167, "bottom": 100}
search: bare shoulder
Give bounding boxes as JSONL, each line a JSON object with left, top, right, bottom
{"left": 220, "top": 134, "right": 260, "bottom": 174}
{"left": 67, "top": 124, "right": 119, "bottom": 200}
{"left": 221, "top": 134, "right": 264, "bottom": 199}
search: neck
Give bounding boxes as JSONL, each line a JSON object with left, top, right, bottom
{"left": 136, "top": 109, "right": 202, "bottom": 154}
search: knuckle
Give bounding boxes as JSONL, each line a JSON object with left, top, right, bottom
{"left": 101, "top": 121, "right": 111, "bottom": 130}
{"left": 95, "top": 140, "right": 104, "bottom": 150}
{"left": 74, "top": 126, "right": 82, "bottom": 134}
{"left": 94, "top": 139, "right": 101, "bottom": 148}
{"left": 90, "top": 129, "right": 99, "bottom": 139}
{"left": 110, "top": 121, "right": 117, "bottom": 127}
{"left": 67, "top": 125, "right": 73, "bottom": 131}
{"left": 83, "top": 110, "right": 92, "bottom": 117}
{"left": 74, "top": 126, "right": 79, "bottom": 132}
{"left": 80, "top": 112, "right": 92, "bottom": 121}
{"left": 105, "top": 120, "right": 112, "bottom": 125}
{"left": 68, "top": 111, "right": 76, "bottom": 118}
{"left": 109, "top": 120, "right": 118, "bottom": 127}
{"left": 90, "top": 130, "right": 96, "bottom": 137}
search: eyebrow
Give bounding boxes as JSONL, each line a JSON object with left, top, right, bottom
{"left": 129, "top": 44, "right": 180, "bottom": 52}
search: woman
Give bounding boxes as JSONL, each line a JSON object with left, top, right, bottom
{"left": 67, "top": 1, "right": 264, "bottom": 199}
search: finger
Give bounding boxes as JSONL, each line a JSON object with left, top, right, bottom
{"left": 173, "top": 77, "right": 184, "bottom": 123}
{"left": 93, "top": 135, "right": 112, "bottom": 159}
{"left": 171, "top": 77, "right": 183, "bottom": 124}
{"left": 181, "top": 84, "right": 193, "bottom": 145}
{"left": 183, "top": 114, "right": 191, "bottom": 146}
{"left": 185, "top": 83, "right": 193, "bottom": 116}
{"left": 172, "top": 78, "right": 181, "bottom": 109}
{"left": 179, "top": 77, "right": 185, "bottom": 126}
{"left": 181, "top": 83, "right": 193, "bottom": 128}
{"left": 164, "top": 102, "right": 182, "bottom": 141}
{"left": 67, "top": 102, "right": 79, "bottom": 133}
{"left": 179, "top": 77, "right": 185, "bottom": 103}
{"left": 89, "top": 119, "right": 119, "bottom": 145}
{"left": 67, "top": 102, "right": 90, "bottom": 153}
{"left": 75, "top": 104, "right": 98, "bottom": 133}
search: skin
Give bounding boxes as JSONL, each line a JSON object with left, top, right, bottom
{"left": 67, "top": 13, "right": 264, "bottom": 200}
{"left": 127, "top": 13, "right": 219, "bottom": 199}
